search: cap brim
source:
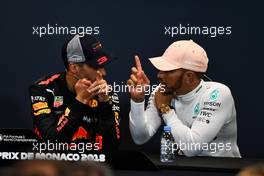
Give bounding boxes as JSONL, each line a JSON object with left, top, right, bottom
{"left": 149, "top": 56, "right": 181, "bottom": 71}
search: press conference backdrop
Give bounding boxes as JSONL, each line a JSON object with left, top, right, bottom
{"left": 0, "top": 0, "right": 262, "bottom": 157}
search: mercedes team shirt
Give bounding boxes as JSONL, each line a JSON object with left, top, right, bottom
{"left": 129, "top": 80, "right": 241, "bottom": 157}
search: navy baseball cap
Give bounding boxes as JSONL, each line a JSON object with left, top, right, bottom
{"left": 62, "top": 34, "right": 112, "bottom": 69}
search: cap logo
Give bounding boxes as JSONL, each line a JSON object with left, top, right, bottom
{"left": 92, "top": 42, "right": 102, "bottom": 52}
{"left": 97, "top": 56, "right": 108, "bottom": 65}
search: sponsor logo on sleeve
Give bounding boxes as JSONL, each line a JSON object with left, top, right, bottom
{"left": 114, "top": 111, "right": 121, "bottom": 139}
{"left": 34, "top": 108, "right": 51, "bottom": 116}
{"left": 31, "top": 96, "right": 46, "bottom": 102}
{"left": 111, "top": 93, "right": 119, "bottom": 104}
{"left": 112, "top": 104, "right": 120, "bottom": 111}
{"left": 32, "top": 102, "right": 48, "bottom": 111}
{"left": 64, "top": 107, "right": 70, "bottom": 116}
{"left": 53, "top": 96, "right": 63, "bottom": 108}
{"left": 56, "top": 117, "right": 69, "bottom": 131}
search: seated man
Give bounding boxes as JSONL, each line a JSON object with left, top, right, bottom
{"left": 29, "top": 34, "right": 121, "bottom": 152}
{"left": 128, "top": 40, "right": 241, "bottom": 157}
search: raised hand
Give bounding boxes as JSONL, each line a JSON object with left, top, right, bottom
{"left": 92, "top": 71, "right": 110, "bottom": 102}
{"left": 127, "top": 55, "right": 150, "bottom": 102}
{"left": 75, "top": 78, "right": 93, "bottom": 105}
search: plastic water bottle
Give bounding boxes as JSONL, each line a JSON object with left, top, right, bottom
{"left": 160, "top": 126, "right": 175, "bottom": 162}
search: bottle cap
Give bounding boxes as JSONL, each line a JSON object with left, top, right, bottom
{"left": 164, "top": 126, "right": 171, "bottom": 132}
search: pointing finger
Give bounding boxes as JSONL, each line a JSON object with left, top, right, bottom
{"left": 135, "top": 55, "right": 142, "bottom": 71}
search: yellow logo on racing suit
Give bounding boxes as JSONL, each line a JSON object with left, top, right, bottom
{"left": 114, "top": 112, "right": 121, "bottom": 139}
{"left": 57, "top": 108, "right": 70, "bottom": 126}
{"left": 34, "top": 108, "right": 51, "bottom": 116}
{"left": 64, "top": 107, "right": 70, "bottom": 116}
{"left": 32, "top": 102, "right": 48, "bottom": 111}
{"left": 114, "top": 112, "right": 120, "bottom": 121}
{"left": 88, "top": 99, "right": 98, "bottom": 108}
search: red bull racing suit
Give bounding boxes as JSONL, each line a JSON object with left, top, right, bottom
{"left": 29, "top": 72, "right": 121, "bottom": 152}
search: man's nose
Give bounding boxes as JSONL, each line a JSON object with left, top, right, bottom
{"left": 98, "top": 68, "right": 106, "bottom": 77}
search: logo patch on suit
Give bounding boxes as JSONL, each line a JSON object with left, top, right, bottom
{"left": 88, "top": 99, "right": 98, "bottom": 108}
{"left": 194, "top": 103, "right": 200, "bottom": 115}
{"left": 210, "top": 89, "right": 219, "bottom": 101}
{"left": 54, "top": 96, "right": 63, "bottom": 108}
{"left": 32, "top": 102, "right": 48, "bottom": 111}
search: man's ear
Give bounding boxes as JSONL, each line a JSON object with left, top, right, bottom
{"left": 185, "top": 71, "right": 195, "bottom": 84}
{"left": 68, "top": 63, "right": 79, "bottom": 74}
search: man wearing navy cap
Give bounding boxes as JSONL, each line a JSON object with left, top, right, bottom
{"left": 29, "top": 34, "right": 121, "bottom": 152}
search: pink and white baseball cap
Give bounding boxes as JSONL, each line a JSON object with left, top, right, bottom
{"left": 149, "top": 40, "right": 209, "bottom": 72}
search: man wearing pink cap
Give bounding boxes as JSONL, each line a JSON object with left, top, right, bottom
{"left": 127, "top": 40, "right": 241, "bottom": 157}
